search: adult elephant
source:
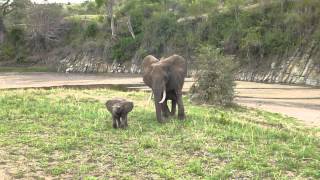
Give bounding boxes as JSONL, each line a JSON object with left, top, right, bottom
{"left": 142, "top": 54, "right": 187, "bottom": 123}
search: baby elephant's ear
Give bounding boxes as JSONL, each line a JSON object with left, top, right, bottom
{"left": 105, "top": 100, "right": 114, "bottom": 113}
{"left": 123, "top": 101, "right": 134, "bottom": 114}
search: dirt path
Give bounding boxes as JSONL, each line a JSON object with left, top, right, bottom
{"left": 0, "top": 72, "right": 319, "bottom": 127}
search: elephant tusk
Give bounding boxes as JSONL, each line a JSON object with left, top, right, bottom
{"left": 159, "top": 89, "right": 166, "bottom": 103}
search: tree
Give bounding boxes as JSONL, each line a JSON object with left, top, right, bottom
{"left": 0, "top": 0, "right": 30, "bottom": 43}
{"left": 0, "top": 0, "right": 16, "bottom": 43}
{"left": 95, "top": 0, "right": 116, "bottom": 38}
{"left": 95, "top": 0, "right": 136, "bottom": 39}
{"left": 27, "top": 3, "right": 65, "bottom": 52}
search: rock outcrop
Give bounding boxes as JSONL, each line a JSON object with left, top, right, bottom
{"left": 54, "top": 45, "right": 137, "bottom": 74}
{"left": 236, "top": 42, "right": 320, "bottom": 86}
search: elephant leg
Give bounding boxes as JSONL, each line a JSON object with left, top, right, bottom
{"left": 120, "top": 114, "right": 128, "bottom": 128}
{"left": 170, "top": 100, "right": 177, "bottom": 116}
{"left": 112, "top": 115, "right": 118, "bottom": 129}
{"left": 176, "top": 91, "right": 185, "bottom": 120}
{"left": 116, "top": 117, "right": 121, "bottom": 128}
{"left": 162, "top": 100, "right": 170, "bottom": 118}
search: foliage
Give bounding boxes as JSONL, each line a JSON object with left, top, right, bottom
{"left": 26, "top": 3, "right": 66, "bottom": 53}
{"left": 191, "top": 45, "right": 237, "bottom": 106}
{"left": 2, "top": 0, "right": 320, "bottom": 67}
{"left": 0, "top": 88, "right": 319, "bottom": 178}
{"left": 0, "top": 43, "right": 15, "bottom": 60}
{"left": 112, "top": 35, "right": 142, "bottom": 64}
{"left": 142, "top": 12, "right": 178, "bottom": 56}
{"left": 4, "top": 0, "right": 32, "bottom": 25}
{"left": 84, "top": 22, "right": 99, "bottom": 38}
{"left": 7, "top": 26, "right": 24, "bottom": 45}
{"left": 66, "top": 1, "right": 100, "bottom": 15}
{"left": 0, "top": 26, "right": 28, "bottom": 62}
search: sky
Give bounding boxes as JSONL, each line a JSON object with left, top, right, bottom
{"left": 31, "top": 0, "right": 90, "bottom": 4}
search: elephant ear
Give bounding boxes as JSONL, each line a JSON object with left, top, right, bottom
{"left": 142, "top": 55, "right": 159, "bottom": 73}
{"left": 163, "top": 54, "right": 188, "bottom": 89}
{"left": 121, "top": 101, "right": 134, "bottom": 114}
{"left": 105, "top": 99, "right": 117, "bottom": 113}
{"left": 142, "top": 55, "right": 159, "bottom": 87}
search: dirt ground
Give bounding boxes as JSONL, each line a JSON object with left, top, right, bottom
{"left": 0, "top": 72, "right": 319, "bottom": 127}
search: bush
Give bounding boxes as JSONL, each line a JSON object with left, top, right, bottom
{"left": 0, "top": 27, "right": 28, "bottom": 62}
{"left": 0, "top": 44, "right": 15, "bottom": 61}
{"left": 98, "top": 15, "right": 104, "bottom": 23}
{"left": 84, "top": 22, "right": 98, "bottom": 38}
{"left": 8, "top": 27, "right": 25, "bottom": 45}
{"left": 142, "top": 12, "right": 178, "bottom": 56}
{"left": 190, "top": 45, "right": 237, "bottom": 106}
{"left": 111, "top": 35, "right": 142, "bottom": 64}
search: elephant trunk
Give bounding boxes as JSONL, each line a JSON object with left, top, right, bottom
{"left": 153, "top": 83, "right": 166, "bottom": 123}
{"left": 159, "top": 89, "right": 166, "bottom": 103}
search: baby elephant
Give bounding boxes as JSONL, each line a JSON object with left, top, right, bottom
{"left": 105, "top": 98, "right": 134, "bottom": 129}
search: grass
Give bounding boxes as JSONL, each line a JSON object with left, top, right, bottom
{"left": 0, "top": 88, "right": 319, "bottom": 179}
{"left": 64, "top": 15, "right": 104, "bottom": 22}
{"left": 0, "top": 66, "right": 53, "bottom": 72}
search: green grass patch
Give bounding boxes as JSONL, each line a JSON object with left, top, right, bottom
{"left": 0, "top": 88, "right": 319, "bottom": 179}
{"left": 0, "top": 66, "right": 53, "bottom": 72}
{"left": 64, "top": 15, "right": 104, "bottom": 23}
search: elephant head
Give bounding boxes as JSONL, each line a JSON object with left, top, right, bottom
{"left": 142, "top": 55, "right": 187, "bottom": 122}
{"left": 106, "top": 98, "right": 134, "bottom": 128}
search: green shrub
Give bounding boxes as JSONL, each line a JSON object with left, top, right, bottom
{"left": 97, "top": 15, "right": 104, "bottom": 23}
{"left": 84, "top": 22, "right": 98, "bottom": 38}
{"left": 190, "top": 45, "right": 237, "bottom": 106}
{"left": 142, "top": 12, "right": 178, "bottom": 56}
{"left": 8, "top": 27, "right": 25, "bottom": 45}
{"left": 0, "top": 44, "right": 15, "bottom": 61}
{"left": 111, "top": 35, "right": 142, "bottom": 64}
{"left": 0, "top": 27, "right": 27, "bottom": 62}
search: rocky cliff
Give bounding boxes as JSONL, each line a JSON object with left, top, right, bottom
{"left": 46, "top": 42, "right": 136, "bottom": 74}
{"left": 48, "top": 40, "right": 320, "bottom": 87}
{"left": 236, "top": 42, "right": 320, "bottom": 86}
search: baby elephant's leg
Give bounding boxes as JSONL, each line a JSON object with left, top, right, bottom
{"left": 112, "top": 115, "right": 118, "bottom": 129}
{"left": 116, "top": 116, "right": 122, "bottom": 129}
{"left": 120, "top": 114, "right": 128, "bottom": 128}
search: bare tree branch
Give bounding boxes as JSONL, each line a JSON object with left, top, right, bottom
{"left": 106, "top": 0, "right": 116, "bottom": 38}
{"left": 127, "top": 16, "right": 135, "bottom": 39}
{"left": 1, "top": 0, "right": 12, "bottom": 16}
{"left": 0, "top": 0, "right": 11, "bottom": 9}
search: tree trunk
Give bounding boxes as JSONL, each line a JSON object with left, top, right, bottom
{"left": 106, "top": 0, "right": 115, "bottom": 38}
{"left": 127, "top": 16, "right": 135, "bottom": 39}
{"left": 0, "top": 17, "right": 6, "bottom": 44}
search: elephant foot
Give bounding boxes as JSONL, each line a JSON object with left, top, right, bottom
{"left": 113, "top": 123, "right": 118, "bottom": 129}
{"left": 178, "top": 114, "right": 185, "bottom": 120}
{"left": 119, "top": 124, "right": 126, "bottom": 129}
{"left": 163, "top": 114, "right": 170, "bottom": 118}
{"left": 157, "top": 117, "right": 168, "bottom": 123}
